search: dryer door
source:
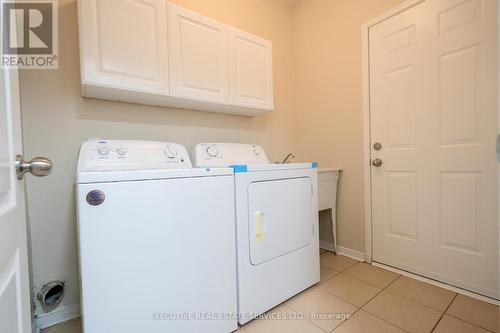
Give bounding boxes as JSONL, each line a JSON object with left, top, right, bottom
{"left": 248, "top": 177, "right": 314, "bottom": 265}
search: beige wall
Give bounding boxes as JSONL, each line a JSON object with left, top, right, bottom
{"left": 293, "top": 0, "right": 406, "bottom": 253}
{"left": 20, "top": 0, "right": 296, "bottom": 315}
{"left": 20, "top": 0, "right": 412, "bottom": 318}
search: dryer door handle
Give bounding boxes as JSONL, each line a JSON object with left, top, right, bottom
{"left": 254, "top": 211, "right": 265, "bottom": 241}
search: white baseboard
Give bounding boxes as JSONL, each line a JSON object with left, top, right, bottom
{"left": 35, "top": 303, "right": 81, "bottom": 330}
{"left": 319, "top": 241, "right": 365, "bottom": 262}
{"left": 319, "top": 241, "right": 335, "bottom": 253}
{"left": 336, "top": 246, "right": 365, "bottom": 262}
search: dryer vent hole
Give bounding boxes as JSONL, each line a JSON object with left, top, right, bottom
{"left": 39, "top": 281, "right": 65, "bottom": 306}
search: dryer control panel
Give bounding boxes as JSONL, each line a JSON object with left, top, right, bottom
{"left": 195, "top": 143, "right": 269, "bottom": 167}
{"left": 77, "top": 140, "right": 192, "bottom": 172}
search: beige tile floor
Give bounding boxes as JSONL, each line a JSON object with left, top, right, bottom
{"left": 42, "top": 252, "right": 499, "bottom": 333}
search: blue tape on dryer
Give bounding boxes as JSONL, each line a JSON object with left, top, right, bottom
{"left": 231, "top": 165, "right": 248, "bottom": 173}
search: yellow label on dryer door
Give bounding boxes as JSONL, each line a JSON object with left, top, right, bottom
{"left": 254, "top": 211, "right": 264, "bottom": 242}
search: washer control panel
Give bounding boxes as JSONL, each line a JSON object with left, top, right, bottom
{"left": 195, "top": 143, "right": 269, "bottom": 167}
{"left": 78, "top": 140, "right": 192, "bottom": 172}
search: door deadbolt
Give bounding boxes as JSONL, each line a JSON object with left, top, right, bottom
{"left": 373, "top": 142, "right": 382, "bottom": 150}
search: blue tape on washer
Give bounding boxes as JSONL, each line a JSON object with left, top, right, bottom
{"left": 230, "top": 165, "right": 248, "bottom": 173}
{"left": 312, "top": 162, "right": 318, "bottom": 168}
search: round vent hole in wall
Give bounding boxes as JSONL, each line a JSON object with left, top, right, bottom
{"left": 38, "top": 281, "right": 65, "bottom": 307}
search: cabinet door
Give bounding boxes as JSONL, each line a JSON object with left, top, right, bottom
{"left": 168, "top": 3, "right": 229, "bottom": 104}
{"left": 78, "top": 0, "right": 168, "bottom": 94}
{"left": 228, "top": 27, "right": 274, "bottom": 110}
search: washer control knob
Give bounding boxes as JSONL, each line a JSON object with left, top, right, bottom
{"left": 164, "top": 146, "right": 178, "bottom": 159}
{"left": 116, "top": 147, "right": 127, "bottom": 156}
{"left": 98, "top": 147, "right": 110, "bottom": 156}
{"left": 206, "top": 146, "right": 218, "bottom": 157}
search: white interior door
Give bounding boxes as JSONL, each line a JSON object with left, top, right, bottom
{"left": 0, "top": 67, "right": 31, "bottom": 332}
{"left": 370, "top": 0, "right": 499, "bottom": 299}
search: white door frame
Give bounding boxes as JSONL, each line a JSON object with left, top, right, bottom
{"left": 361, "top": 0, "right": 425, "bottom": 264}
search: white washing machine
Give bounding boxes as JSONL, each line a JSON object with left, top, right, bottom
{"left": 76, "top": 140, "right": 237, "bottom": 333}
{"left": 195, "top": 143, "right": 319, "bottom": 324}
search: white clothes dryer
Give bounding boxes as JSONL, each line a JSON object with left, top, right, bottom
{"left": 195, "top": 143, "right": 319, "bottom": 324}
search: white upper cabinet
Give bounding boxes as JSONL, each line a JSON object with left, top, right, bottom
{"left": 167, "top": 3, "right": 229, "bottom": 104}
{"left": 78, "top": 0, "right": 169, "bottom": 94}
{"left": 77, "top": 0, "right": 274, "bottom": 116}
{"left": 228, "top": 27, "right": 274, "bottom": 110}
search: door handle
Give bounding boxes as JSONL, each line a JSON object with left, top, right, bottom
{"left": 371, "top": 158, "right": 383, "bottom": 167}
{"left": 15, "top": 155, "right": 53, "bottom": 180}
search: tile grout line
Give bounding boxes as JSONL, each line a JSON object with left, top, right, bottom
{"left": 285, "top": 288, "right": 358, "bottom": 333}
{"left": 353, "top": 267, "right": 461, "bottom": 315}
{"left": 314, "top": 270, "right": 362, "bottom": 332}
{"left": 324, "top": 258, "right": 403, "bottom": 291}
{"left": 326, "top": 266, "right": 410, "bottom": 332}
{"left": 293, "top": 254, "right": 361, "bottom": 332}
{"left": 286, "top": 269, "right": 358, "bottom": 333}
{"left": 430, "top": 293, "right": 457, "bottom": 332}
{"left": 318, "top": 269, "right": 342, "bottom": 285}
{"left": 379, "top": 276, "right": 458, "bottom": 313}
{"left": 327, "top": 307, "right": 364, "bottom": 333}
{"left": 330, "top": 272, "right": 411, "bottom": 333}
{"left": 321, "top": 260, "right": 359, "bottom": 272}
{"left": 312, "top": 258, "right": 364, "bottom": 332}
{"left": 444, "top": 313, "right": 498, "bottom": 333}
{"left": 354, "top": 273, "right": 415, "bottom": 333}
{"left": 323, "top": 263, "right": 401, "bottom": 309}
{"left": 340, "top": 266, "right": 400, "bottom": 289}
{"left": 321, "top": 256, "right": 470, "bottom": 333}
{"left": 322, "top": 259, "right": 460, "bottom": 333}
{"left": 318, "top": 258, "right": 359, "bottom": 286}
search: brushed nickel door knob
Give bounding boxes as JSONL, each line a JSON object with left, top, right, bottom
{"left": 372, "top": 158, "right": 383, "bottom": 167}
{"left": 15, "top": 155, "right": 53, "bottom": 179}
